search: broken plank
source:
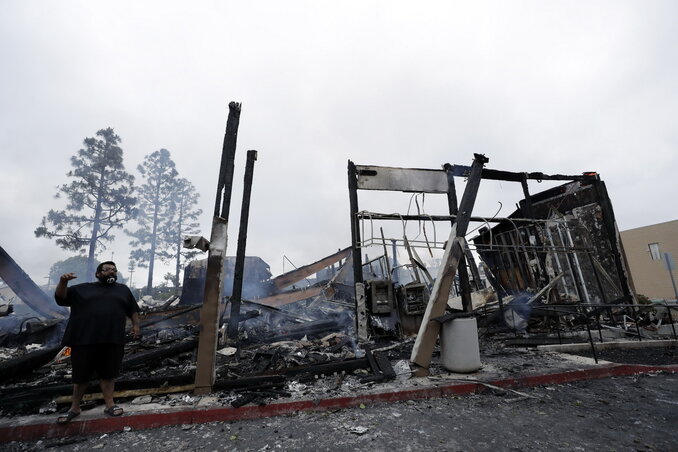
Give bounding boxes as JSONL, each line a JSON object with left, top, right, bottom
{"left": 410, "top": 153, "right": 487, "bottom": 372}
{"left": 255, "top": 286, "right": 325, "bottom": 308}
{"left": 121, "top": 338, "right": 198, "bottom": 370}
{"left": 269, "top": 247, "right": 352, "bottom": 292}
{"left": 410, "top": 234, "right": 465, "bottom": 371}
{"left": 0, "top": 346, "right": 61, "bottom": 383}
{"left": 55, "top": 384, "right": 196, "bottom": 405}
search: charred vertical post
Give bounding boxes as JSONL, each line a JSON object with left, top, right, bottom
{"left": 214, "top": 102, "right": 241, "bottom": 218}
{"left": 348, "top": 161, "right": 367, "bottom": 340}
{"left": 520, "top": 175, "right": 547, "bottom": 288}
{"left": 228, "top": 150, "right": 258, "bottom": 340}
{"left": 348, "top": 161, "right": 363, "bottom": 285}
{"left": 195, "top": 102, "right": 241, "bottom": 395}
{"left": 519, "top": 176, "right": 535, "bottom": 219}
{"left": 587, "top": 250, "right": 609, "bottom": 304}
{"left": 463, "top": 250, "right": 483, "bottom": 290}
{"left": 444, "top": 164, "right": 472, "bottom": 311}
{"left": 391, "top": 239, "right": 399, "bottom": 283}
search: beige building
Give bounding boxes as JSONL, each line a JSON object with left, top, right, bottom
{"left": 620, "top": 220, "right": 678, "bottom": 301}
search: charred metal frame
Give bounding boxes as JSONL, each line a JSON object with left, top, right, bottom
{"left": 347, "top": 155, "right": 488, "bottom": 343}
{"left": 347, "top": 157, "right": 636, "bottom": 371}
{"left": 350, "top": 163, "right": 633, "bottom": 306}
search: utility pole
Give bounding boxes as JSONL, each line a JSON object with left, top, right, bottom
{"left": 128, "top": 261, "right": 136, "bottom": 289}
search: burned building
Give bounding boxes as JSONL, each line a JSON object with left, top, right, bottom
{"left": 180, "top": 256, "right": 273, "bottom": 305}
{"left": 345, "top": 156, "right": 661, "bottom": 372}
{"left": 1, "top": 100, "right": 674, "bottom": 430}
{"left": 472, "top": 177, "right": 635, "bottom": 306}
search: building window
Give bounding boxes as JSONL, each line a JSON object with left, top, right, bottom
{"left": 648, "top": 243, "right": 661, "bottom": 261}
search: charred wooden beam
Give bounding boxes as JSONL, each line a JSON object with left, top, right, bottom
{"left": 410, "top": 154, "right": 488, "bottom": 373}
{"left": 195, "top": 102, "right": 242, "bottom": 395}
{"left": 348, "top": 161, "right": 364, "bottom": 286}
{"left": 140, "top": 305, "right": 201, "bottom": 329}
{"left": 450, "top": 166, "right": 599, "bottom": 183}
{"left": 519, "top": 175, "right": 547, "bottom": 289}
{"left": 269, "top": 247, "right": 351, "bottom": 292}
{"left": 0, "top": 246, "right": 67, "bottom": 319}
{"left": 214, "top": 102, "right": 242, "bottom": 218}
{"left": 0, "top": 373, "right": 194, "bottom": 403}
{"left": 348, "top": 161, "right": 367, "bottom": 341}
{"left": 0, "top": 373, "right": 288, "bottom": 411}
{"left": 248, "top": 318, "right": 345, "bottom": 343}
{"left": 254, "top": 286, "right": 326, "bottom": 308}
{"left": 158, "top": 295, "right": 179, "bottom": 310}
{"left": 241, "top": 299, "right": 313, "bottom": 322}
{"left": 55, "top": 384, "right": 195, "bottom": 405}
{"left": 360, "top": 348, "right": 396, "bottom": 383}
{"left": 121, "top": 338, "right": 198, "bottom": 370}
{"left": 214, "top": 375, "right": 286, "bottom": 391}
{"left": 228, "top": 150, "right": 258, "bottom": 340}
{"left": 0, "top": 318, "right": 62, "bottom": 348}
{"left": 0, "top": 346, "right": 61, "bottom": 383}
{"left": 444, "top": 164, "right": 472, "bottom": 312}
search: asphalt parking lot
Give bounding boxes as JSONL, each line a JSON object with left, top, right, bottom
{"left": 5, "top": 371, "right": 677, "bottom": 452}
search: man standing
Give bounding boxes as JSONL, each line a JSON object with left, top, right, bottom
{"left": 54, "top": 261, "right": 140, "bottom": 424}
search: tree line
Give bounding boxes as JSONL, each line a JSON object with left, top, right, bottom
{"left": 35, "top": 127, "right": 202, "bottom": 295}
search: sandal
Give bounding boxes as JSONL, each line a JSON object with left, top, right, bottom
{"left": 56, "top": 410, "right": 80, "bottom": 424}
{"left": 103, "top": 405, "right": 123, "bottom": 416}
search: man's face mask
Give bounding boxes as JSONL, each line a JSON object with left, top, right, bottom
{"left": 97, "top": 267, "right": 118, "bottom": 284}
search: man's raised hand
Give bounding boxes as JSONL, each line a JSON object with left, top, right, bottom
{"left": 60, "top": 273, "right": 77, "bottom": 283}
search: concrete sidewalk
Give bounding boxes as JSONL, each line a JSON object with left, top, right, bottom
{"left": 2, "top": 342, "right": 677, "bottom": 444}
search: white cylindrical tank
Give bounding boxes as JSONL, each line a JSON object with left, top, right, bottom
{"left": 440, "top": 317, "right": 481, "bottom": 373}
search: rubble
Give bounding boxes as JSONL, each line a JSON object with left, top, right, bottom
{"left": 1, "top": 150, "right": 678, "bottom": 439}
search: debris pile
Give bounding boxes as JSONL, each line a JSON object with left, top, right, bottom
{"left": 1, "top": 142, "right": 677, "bottom": 425}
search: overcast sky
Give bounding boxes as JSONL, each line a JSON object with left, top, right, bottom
{"left": 1, "top": 1, "right": 676, "bottom": 288}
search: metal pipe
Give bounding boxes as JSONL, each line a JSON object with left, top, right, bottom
{"left": 545, "top": 221, "right": 570, "bottom": 298}
{"left": 581, "top": 308, "right": 598, "bottom": 363}
{"left": 563, "top": 224, "right": 591, "bottom": 303}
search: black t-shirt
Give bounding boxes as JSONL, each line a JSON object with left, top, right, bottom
{"left": 55, "top": 282, "right": 140, "bottom": 346}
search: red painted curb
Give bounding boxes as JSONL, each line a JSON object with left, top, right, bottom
{"left": 1, "top": 363, "right": 676, "bottom": 444}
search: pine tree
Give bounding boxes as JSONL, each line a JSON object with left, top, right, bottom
{"left": 35, "top": 128, "right": 136, "bottom": 280}
{"left": 164, "top": 178, "right": 202, "bottom": 294}
{"left": 126, "top": 149, "right": 178, "bottom": 293}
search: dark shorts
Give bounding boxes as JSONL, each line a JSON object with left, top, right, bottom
{"left": 70, "top": 344, "right": 125, "bottom": 384}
